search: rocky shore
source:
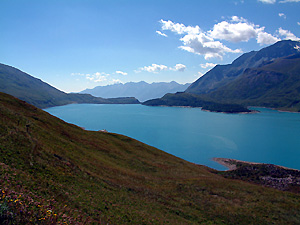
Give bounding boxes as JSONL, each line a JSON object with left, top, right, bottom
{"left": 213, "top": 158, "right": 300, "bottom": 193}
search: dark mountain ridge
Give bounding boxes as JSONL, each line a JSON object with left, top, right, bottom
{"left": 186, "top": 40, "right": 300, "bottom": 95}
{"left": 0, "top": 63, "right": 139, "bottom": 108}
{"left": 206, "top": 54, "right": 300, "bottom": 110}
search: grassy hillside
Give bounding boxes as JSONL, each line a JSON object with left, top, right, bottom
{"left": 1, "top": 92, "right": 300, "bottom": 224}
{"left": 0, "top": 63, "right": 139, "bottom": 109}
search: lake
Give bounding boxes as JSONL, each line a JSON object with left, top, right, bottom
{"left": 45, "top": 104, "right": 300, "bottom": 170}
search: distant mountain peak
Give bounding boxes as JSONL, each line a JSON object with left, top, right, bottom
{"left": 80, "top": 81, "right": 191, "bottom": 102}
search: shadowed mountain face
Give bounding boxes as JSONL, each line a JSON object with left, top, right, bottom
{"left": 0, "top": 63, "right": 139, "bottom": 108}
{"left": 1, "top": 91, "right": 300, "bottom": 224}
{"left": 186, "top": 40, "right": 300, "bottom": 95}
{"left": 206, "top": 54, "right": 300, "bottom": 110}
{"left": 81, "top": 81, "right": 190, "bottom": 102}
{"left": 144, "top": 40, "right": 300, "bottom": 112}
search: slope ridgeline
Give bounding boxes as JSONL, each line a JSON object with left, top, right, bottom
{"left": 0, "top": 63, "right": 139, "bottom": 109}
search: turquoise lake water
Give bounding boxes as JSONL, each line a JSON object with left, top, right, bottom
{"left": 45, "top": 104, "right": 300, "bottom": 170}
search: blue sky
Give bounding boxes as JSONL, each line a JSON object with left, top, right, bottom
{"left": 1, "top": 0, "right": 299, "bottom": 92}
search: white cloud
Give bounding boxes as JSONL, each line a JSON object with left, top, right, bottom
{"left": 279, "top": 0, "right": 300, "bottom": 3}
{"left": 277, "top": 27, "right": 300, "bottom": 41}
{"left": 136, "top": 63, "right": 187, "bottom": 73}
{"left": 258, "top": 0, "right": 300, "bottom": 3}
{"left": 179, "top": 32, "right": 242, "bottom": 59}
{"left": 209, "top": 20, "right": 258, "bottom": 42}
{"left": 71, "top": 73, "right": 85, "bottom": 76}
{"left": 258, "top": 0, "right": 276, "bottom": 3}
{"left": 210, "top": 16, "right": 280, "bottom": 45}
{"left": 137, "top": 64, "right": 168, "bottom": 73}
{"left": 159, "top": 17, "right": 284, "bottom": 59}
{"left": 231, "top": 16, "right": 248, "bottom": 23}
{"left": 298, "top": 22, "right": 300, "bottom": 25}
{"left": 278, "top": 13, "right": 287, "bottom": 19}
{"left": 86, "top": 72, "right": 110, "bottom": 82}
{"left": 160, "top": 19, "right": 241, "bottom": 60}
{"left": 159, "top": 17, "right": 299, "bottom": 59}
{"left": 197, "top": 72, "right": 204, "bottom": 77}
{"left": 256, "top": 30, "right": 281, "bottom": 45}
{"left": 115, "top": 70, "right": 128, "bottom": 76}
{"left": 160, "top": 19, "right": 201, "bottom": 35}
{"left": 111, "top": 79, "right": 123, "bottom": 84}
{"left": 200, "top": 63, "right": 217, "bottom": 68}
{"left": 72, "top": 72, "right": 110, "bottom": 83}
{"left": 156, "top": 31, "right": 168, "bottom": 37}
{"left": 171, "top": 64, "right": 186, "bottom": 72}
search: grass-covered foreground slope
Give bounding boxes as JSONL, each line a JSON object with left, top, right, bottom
{"left": 1, "top": 92, "right": 300, "bottom": 224}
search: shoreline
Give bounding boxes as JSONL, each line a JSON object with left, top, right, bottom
{"left": 146, "top": 104, "right": 299, "bottom": 114}
{"left": 213, "top": 157, "right": 300, "bottom": 172}
{"left": 148, "top": 104, "right": 259, "bottom": 114}
{"left": 201, "top": 109, "right": 259, "bottom": 114}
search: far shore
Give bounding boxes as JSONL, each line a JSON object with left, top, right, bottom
{"left": 148, "top": 104, "right": 259, "bottom": 114}
{"left": 201, "top": 109, "right": 259, "bottom": 114}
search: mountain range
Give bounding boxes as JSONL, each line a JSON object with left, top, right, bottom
{"left": 0, "top": 63, "right": 139, "bottom": 109}
{"left": 1, "top": 91, "right": 299, "bottom": 224}
{"left": 144, "top": 40, "right": 300, "bottom": 112}
{"left": 80, "top": 81, "right": 190, "bottom": 102}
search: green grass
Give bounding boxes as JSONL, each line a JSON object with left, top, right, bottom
{"left": 1, "top": 92, "right": 300, "bottom": 224}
